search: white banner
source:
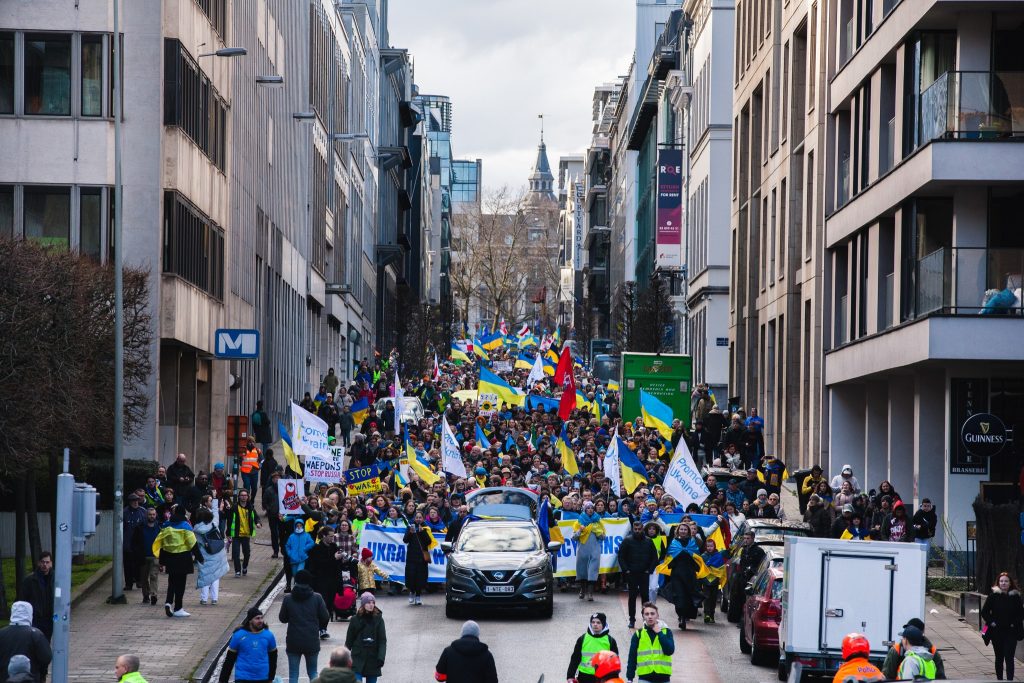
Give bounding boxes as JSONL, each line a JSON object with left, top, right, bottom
{"left": 278, "top": 479, "right": 304, "bottom": 514}
{"left": 359, "top": 524, "right": 447, "bottom": 584}
{"left": 291, "top": 402, "right": 331, "bottom": 458}
{"left": 305, "top": 448, "right": 344, "bottom": 485}
{"left": 477, "top": 392, "right": 499, "bottom": 416}
{"left": 603, "top": 428, "right": 622, "bottom": 496}
{"left": 664, "top": 436, "right": 711, "bottom": 510}
{"left": 441, "top": 416, "right": 468, "bottom": 478}
{"left": 492, "top": 360, "right": 512, "bottom": 372}
{"left": 553, "top": 518, "right": 629, "bottom": 578}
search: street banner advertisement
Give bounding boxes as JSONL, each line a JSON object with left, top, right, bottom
{"left": 290, "top": 401, "right": 331, "bottom": 458}
{"left": 655, "top": 148, "right": 683, "bottom": 268}
{"left": 304, "top": 448, "right": 345, "bottom": 485}
{"left": 359, "top": 524, "right": 447, "bottom": 583}
{"left": 553, "top": 518, "right": 629, "bottom": 578}
{"left": 664, "top": 436, "right": 711, "bottom": 511}
{"left": 278, "top": 479, "right": 304, "bottom": 514}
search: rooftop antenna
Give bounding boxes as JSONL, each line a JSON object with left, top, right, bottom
{"left": 538, "top": 113, "right": 544, "bottom": 143}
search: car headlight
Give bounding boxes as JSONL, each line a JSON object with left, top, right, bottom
{"left": 450, "top": 563, "right": 473, "bottom": 578}
{"left": 522, "top": 556, "right": 548, "bottom": 577}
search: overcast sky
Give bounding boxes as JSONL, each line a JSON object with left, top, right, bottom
{"left": 388, "top": 0, "right": 635, "bottom": 193}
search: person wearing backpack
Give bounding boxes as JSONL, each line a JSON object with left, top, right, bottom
{"left": 226, "top": 489, "right": 262, "bottom": 578}
{"left": 193, "top": 508, "right": 228, "bottom": 606}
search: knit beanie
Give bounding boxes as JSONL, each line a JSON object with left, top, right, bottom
{"left": 461, "top": 620, "right": 480, "bottom": 638}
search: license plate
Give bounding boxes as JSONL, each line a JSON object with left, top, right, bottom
{"left": 484, "top": 585, "right": 515, "bottom": 594}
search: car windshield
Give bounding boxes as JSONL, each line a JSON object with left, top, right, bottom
{"left": 771, "top": 579, "right": 783, "bottom": 600}
{"left": 457, "top": 526, "right": 541, "bottom": 552}
{"left": 755, "top": 527, "right": 808, "bottom": 539}
{"left": 467, "top": 490, "right": 537, "bottom": 517}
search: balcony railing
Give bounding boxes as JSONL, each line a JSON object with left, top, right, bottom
{"left": 912, "top": 247, "right": 1024, "bottom": 316}
{"left": 920, "top": 71, "right": 1024, "bottom": 142}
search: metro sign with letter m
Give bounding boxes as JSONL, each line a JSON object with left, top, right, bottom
{"left": 214, "top": 329, "right": 260, "bottom": 359}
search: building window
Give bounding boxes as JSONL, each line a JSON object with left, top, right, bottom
{"left": 24, "top": 185, "right": 71, "bottom": 248}
{"left": 193, "top": 0, "right": 227, "bottom": 38}
{"left": 81, "top": 35, "right": 104, "bottom": 117}
{"left": 0, "top": 185, "right": 12, "bottom": 237}
{"left": 0, "top": 33, "right": 13, "bottom": 115}
{"left": 163, "top": 39, "right": 228, "bottom": 171}
{"left": 162, "top": 190, "right": 225, "bottom": 299}
{"left": 80, "top": 187, "right": 102, "bottom": 259}
{"left": 25, "top": 33, "right": 72, "bottom": 116}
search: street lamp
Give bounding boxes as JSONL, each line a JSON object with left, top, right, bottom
{"left": 197, "top": 46, "right": 247, "bottom": 58}
{"left": 292, "top": 111, "right": 316, "bottom": 121}
{"left": 332, "top": 133, "right": 369, "bottom": 141}
{"left": 256, "top": 74, "right": 284, "bottom": 86}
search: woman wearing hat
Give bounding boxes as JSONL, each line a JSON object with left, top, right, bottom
{"left": 566, "top": 613, "right": 619, "bottom": 683}
{"left": 345, "top": 592, "right": 387, "bottom": 683}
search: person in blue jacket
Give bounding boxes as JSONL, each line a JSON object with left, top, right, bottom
{"left": 285, "top": 521, "right": 315, "bottom": 574}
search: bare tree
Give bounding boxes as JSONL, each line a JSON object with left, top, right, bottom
{"left": 611, "top": 281, "right": 641, "bottom": 353}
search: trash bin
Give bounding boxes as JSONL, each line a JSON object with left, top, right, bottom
{"left": 793, "top": 468, "right": 814, "bottom": 515}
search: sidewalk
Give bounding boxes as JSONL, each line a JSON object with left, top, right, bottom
{"left": 925, "top": 595, "right": 1007, "bottom": 679}
{"left": 69, "top": 535, "right": 281, "bottom": 682}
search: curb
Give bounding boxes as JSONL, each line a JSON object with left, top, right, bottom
{"left": 195, "top": 567, "right": 284, "bottom": 683}
{"left": 70, "top": 561, "right": 113, "bottom": 609}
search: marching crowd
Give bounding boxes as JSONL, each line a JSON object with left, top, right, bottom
{"left": 0, "top": 338, "right": 986, "bottom": 683}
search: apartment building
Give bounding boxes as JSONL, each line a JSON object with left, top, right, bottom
{"left": 585, "top": 83, "right": 619, "bottom": 340}
{"left": 824, "top": 0, "right": 1024, "bottom": 547}
{"left": 729, "top": 0, "right": 828, "bottom": 467}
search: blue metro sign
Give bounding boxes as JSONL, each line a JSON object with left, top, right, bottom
{"left": 214, "top": 328, "right": 260, "bottom": 359}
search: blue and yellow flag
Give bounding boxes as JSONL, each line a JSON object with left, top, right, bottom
{"left": 639, "top": 389, "right": 674, "bottom": 441}
{"left": 350, "top": 397, "right": 370, "bottom": 425}
{"left": 475, "top": 423, "right": 492, "bottom": 450}
{"left": 702, "top": 551, "right": 728, "bottom": 588}
{"left": 278, "top": 421, "right": 302, "bottom": 474}
{"left": 545, "top": 348, "right": 560, "bottom": 365}
{"left": 616, "top": 436, "right": 649, "bottom": 494}
{"left": 504, "top": 433, "right": 517, "bottom": 454}
{"left": 478, "top": 367, "right": 525, "bottom": 407}
{"left": 558, "top": 423, "right": 579, "bottom": 476}
{"left": 607, "top": 379, "right": 620, "bottom": 392}
{"left": 450, "top": 345, "right": 471, "bottom": 363}
{"left": 404, "top": 433, "right": 439, "bottom": 485}
{"left": 572, "top": 519, "right": 604, "bottom": 544}
{"left": 515, "top": 353, "right": 534, "bottom": 370}
{"left": 480, "top": 332, "right": 504, "bottom": 351}
{"left": 519, "top": 333, "right": 539, "bottom": 348}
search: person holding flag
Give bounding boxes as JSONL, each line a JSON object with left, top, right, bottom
{"left": 573, "top": 501, "right": 605, "bottom": 602}
{"left": 658, "top": 524, "right": 703, "bottom": 630}
{"left": 699, "top": 537, "right": 727, "bottom": 624}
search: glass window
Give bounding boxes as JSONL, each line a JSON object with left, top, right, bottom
{"left": 0, "top": 33, "right": 13, "bottom": 115}
{"left": 24, "top": 186, "right": 70, "bottom": 248}
{"left": 456, "top": 525, "right": 541, "bottom": 553}
{"left": 81, "top": 35, "right": 103, "bottom": 117}
{"left": 25, "top": 34, "right": 72, "bottom": 116}
{"left": 80, "top": 187, "right": 102, "bottom": 259}
{"left": 0, "top": 185, "right": 12, "bottom": 237}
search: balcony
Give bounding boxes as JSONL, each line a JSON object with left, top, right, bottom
{"left": 913, "top": 247, "right": 1024, "bottom": 316}
{"left": 920, "top": 71, "right": 1024, "bottom": 142}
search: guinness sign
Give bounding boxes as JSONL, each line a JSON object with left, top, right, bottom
{"left": 961, "top": 413, "right": 1009, "bottom": 458}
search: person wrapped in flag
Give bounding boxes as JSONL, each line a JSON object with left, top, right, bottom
{"left": 699, "top": 537, "right": 728, "bottom": 624}
{"left": 656, "top": 524, "right": 704, "bottom": 630}
{"left": 573, "top": 501, "right": 605, "bottom": 602}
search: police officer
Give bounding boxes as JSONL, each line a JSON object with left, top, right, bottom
{"left": 833, "top": 633, "right": 884, "bottom": 683}
{"left": 567, "top": 613, "right": 619, "bottom": 683}
{"left": 626, "top": 603, "right": 674, "bottom": 683}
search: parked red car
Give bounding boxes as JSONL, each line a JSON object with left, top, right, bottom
{"left": 739, "top": 564, "right": 784, "bottom": 665}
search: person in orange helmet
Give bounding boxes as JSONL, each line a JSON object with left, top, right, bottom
{"left": 588, "top": 651, "right": 625, "bottom": 683}
{"left": 833, "top": 633, "right": 885, "bottom": 683}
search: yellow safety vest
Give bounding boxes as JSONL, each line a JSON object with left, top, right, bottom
{"left": 636, "top": 628, "right": 672, "bottom": 677}
{"left": 577, "top": 632, "right": 612, "bottom": 676}
{"left": 240, "top": 447, "right": 260, "bottom": 474}
{"left": 899, "top": 652, "right": 936, "bottom": 680}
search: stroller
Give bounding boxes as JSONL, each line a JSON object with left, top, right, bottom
{"left": 333, "top": 571, "right": 357, "bottom": 621}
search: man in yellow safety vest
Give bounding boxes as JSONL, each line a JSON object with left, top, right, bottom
{"left": 626, "top": 602, "right": 674, "bottom": 683}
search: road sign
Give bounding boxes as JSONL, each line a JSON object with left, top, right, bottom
{"left": 214, "top": 328, "right": 260, "bottom": 359}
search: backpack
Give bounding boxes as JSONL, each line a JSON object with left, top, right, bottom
{"left": 203, "top": 526, "right": 225, "bottom": 554}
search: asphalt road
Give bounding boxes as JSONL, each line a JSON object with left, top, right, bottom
{"left": 262, "top": 582, "right": 780, "bottom": 683}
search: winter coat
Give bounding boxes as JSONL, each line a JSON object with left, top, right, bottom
{"left": 434, "top": 635, "right": 498, "bottom": 683}
{"left": 661, "top": 549, "right": 699, "bottom": 620}
{"left": 0, "top": 621, "right": 52, "bottom": 683}
{"left": 344, "top": 608, "right": 387, "bottom": 677}
{"left": 17, "top": 572, "right": 53, "bottom": 640}
{"left": 356, "top": 561, "right": 389, "bottom": 592}
{"left": 312, "top": 666, "right": 357, "bottom": 683}
{"left": 617, "top": 533, "right": 658, "bottom": 575}
{"left": 226, "top": 505, "right": 260, "bottom": 538}
{"left": 193, "top": 521, "right": 229, "bottom": 589}
{"left": 982, "top": 587, "right": 1024, "bottom": 641}
{"left": 278, "top": 582, "right": 330, "bottom": 655}
{"left": 911, "top": 508, "right": 938, "bottom": 540}
{"left": 403, "top": 526, "right": 432, "bottom": 592}
{"left": 804, "top": 505, "right": 832, "bottom": 538}
{"left": 286, "top": 530, "right": 315, "bottom": 564}
{"left": 307, "top": 541, "right": 345, "bottom": 605}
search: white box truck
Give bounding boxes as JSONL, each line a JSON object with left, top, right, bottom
{"left": 778, "top": 536, "right": 927, "bottom": 682}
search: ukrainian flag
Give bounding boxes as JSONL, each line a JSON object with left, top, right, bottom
{"left": 545, "top": 348, "right": 560, "bottom": 365}
{"left": 519, "top": 334, "right": 538, "bottom": 348}
{"left": 475, "top": 423, "right": 492, "bottom": 450}
{"left": 515, "top": 353, "right": 534, "bottom": 370}
{"left": 480, "top": 332, "right": 504, "bottom": 351}
{"left": 542, "top": 358, "right": 556, "bottom": 376}
{"left": 639, "top": 389, "right": 674, "bottom": 441}
{"left": 655, "top": 544, "right": 710, "bottom": 579}
{"left": 350, "top": 397, "right": 370, "bottom": 425}
{"left": 450, "top": 345, "right": 471, "bottom": 363}
{"left": 703, "top": 551, "right": 728, "bottom": 588}
{"left": 607, "top": 379, "right": 620, "bottom": 392}
{"left": 504, "top": 433, "right": 517, "bottom": 454}
{"left": 576, "top": 393, "right": 600, "bottom": 419}
{"left": 557, "top": 423, "right": 579, "bottom": 476}
{"left": 278, "top": 421, "right": 303, "bottom": 474}
{"left": 473, "top": 343, "right": 489, "bottom": 361}
{"left": 616, "top": 435, "right": 649, "bottom": 493}
{"left": 404, "top": 433, "right": 439, "bottom": 485}
{"left": 394, "top": 462, "right": 409, "bottom": 488}
{"left": 478, "top": 367, "right": 525, "bottom": 407}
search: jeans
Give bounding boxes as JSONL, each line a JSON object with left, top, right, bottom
{"left": 355, "top": 676, "right": 378, "bottom": 683}
{"left": 241, "top": 471, "right": 259, "bottom": 498}
{"left": 286, "top": 651, "right": 318, "bottom": 683}
{"left": 199, "top": 580, "right": 219, "bottom": 603}
{"left": 269, "top": 518, "right": 280, "bottom": 556}
{"left": 232, "top": 536, "right": 252, "bottom": 573}
{"left": 993, "top": 632, "right": 1018, "bottom": 680}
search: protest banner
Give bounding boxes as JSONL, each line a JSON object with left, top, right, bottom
{"left": 290, "top": 401, "right": 331, "bottom": 459}
{"left": 552, "top": 518, "right": 629, "bottom": 578}
{"left": 304, "top": 449, "right": 344, "bottom": 485}
{"left": 278, "top": 479, "right": 304, "bottom": 514}
{"left": 664, "top": 436, "right": 711, "bottom": 510}
{"left": 491, "top": 360, "right": 512, "bottom": 373}
{"left": 358, "top": 524, "right": 446, "bottom": 583}
{"left": 344, "top": 463, "right": 384, "bottom": 496}
{"left": 477, "top": 392, "right": 499, "bottom": 416}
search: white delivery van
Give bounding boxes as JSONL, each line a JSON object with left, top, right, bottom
{"left": 777, "top": 536, "right": 927, "bottom": 682}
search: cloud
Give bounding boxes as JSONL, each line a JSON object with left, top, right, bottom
{"left": 388, "top": 0, "right": 635, "bottom": 191}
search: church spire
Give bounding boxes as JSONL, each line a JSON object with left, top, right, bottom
{"left": 527, "top": 118, "right": 556, "bottom": 205}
